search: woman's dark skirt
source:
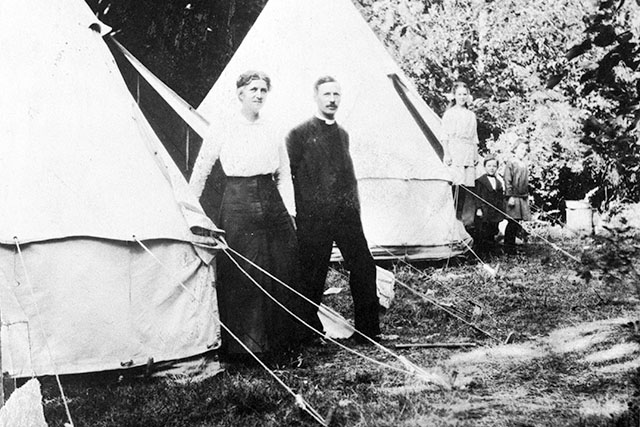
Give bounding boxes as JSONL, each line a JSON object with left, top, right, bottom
{"left": 210, "top": 174, "right": 310, "bottom": 356}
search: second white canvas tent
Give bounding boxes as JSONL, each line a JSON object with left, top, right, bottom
{"left": 196, "top": 0, "right": 471, "bottom": 260}
{"left": 0, "top": 0, "right": 221, "bottom": 376}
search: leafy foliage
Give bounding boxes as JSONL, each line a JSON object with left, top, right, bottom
{"left": 86, "top": 0, "right": 269, "bottom": 174}
{"left": 579, "top": 223, "right": 640, "bottom": 300}
{"left": 88, "top": 0, "right": 640, "bottom": 207}
{"left": 356, "top": 0, "right": 595, "bottom": 210}
{"left": 87, "top": 0, "right": 267, "bottom": 105}
{"left": 556, "top": 0, "right": 640, "bottom": 204}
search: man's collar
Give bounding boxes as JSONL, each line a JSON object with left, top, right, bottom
{"left": 315, "top": 113, "right": 335, "bottom": 125}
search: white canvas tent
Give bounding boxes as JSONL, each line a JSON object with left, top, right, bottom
{"left": 197, "top": 0, "right": 472, "bottom": 260}
{"left": 0, "top": 0, "right": 221, "bottom": 377}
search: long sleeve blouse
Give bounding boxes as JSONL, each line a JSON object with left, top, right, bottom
{"left": 441, "top": 107, "right": 479, "bottom": 167}
{"left": 189, "top": 112, "right": 296, "bottom": 216}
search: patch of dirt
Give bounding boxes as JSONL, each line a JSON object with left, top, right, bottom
{"left": 546, "top": 318, "right": 631, "bottom": 354}
{"left": 583, "top": 343, "right": 640, "bottom": 364}
{"left": 579, "top": 398, "right": 628, "bottom": 417}
{"left": 400, "top": 317, "right": 640, "bottom": 424}
{"left": 596, "top": 357, "right": 640, "bottom": 374}
{"left": 447, "top": 343, "right": 542, "bottom": 367}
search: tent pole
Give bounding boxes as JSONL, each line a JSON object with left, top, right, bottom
{"left": 0, "top": 308, "right": 4, "bottom": 407}
{"left": 387, "top": 73, "right": 444, "bottom": 160}
{"left": 186, "top": 127, "right": 190, "bottom": 172}
{"left": 136, "top": 74, "right": 140, "bottom": 104}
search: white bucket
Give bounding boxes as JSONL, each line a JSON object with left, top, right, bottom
{"left": 565, "top": 200, "right": 593, "bottom": 233}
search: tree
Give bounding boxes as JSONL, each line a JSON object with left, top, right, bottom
{"left": 87, "top": 0, "right": 267, "bottom": 105}
{"left": 356, "top": 0, "right": 594, "bottom": 210}
{"left": 86, "top": 0, "right": 268, "bottom": 174}
{"left": 553, "top": 0, "right": 640, "bottom": 204}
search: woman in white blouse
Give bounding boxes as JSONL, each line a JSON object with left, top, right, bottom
{"left": 190, "top": 71, "right": 311, "bottom": 359}
{"left": 441, "top": 82, "right": 480, "bottom": 223}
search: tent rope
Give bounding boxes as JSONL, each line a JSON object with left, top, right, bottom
{"left": 219, "top": 244, "right": 450, "bottom": 388}
{"left": 391, "top": 272, "right": 500, "bottom": 341}
{"left": 133, "top": 238, "right": 327, "bottom": 425}
{"left": 454, "top": 190, "right": 610, "bottom": 310}
{"left": 217, "top": 320, "right": 327, "bottom": 426}
{"left": 431, "top": 206, "right": 504, "bottom": 282}
{"left": 460, "top": 185, "right": 581, "bottom": 262}
{"left": 459, "top": 237, "right": 495, "bottom": 272}
{"left": 14, "top": 238, "right": 75, "bottom": 427}
{"left": 333, "top": 203, "right": 503, "bottom": 341}
{"left": 369, "top": 190, "right": 512, "bottom": 309}
{"left": 528, "top": 202, "right": 581, "bottom": 236}
{"left": 328, "top": 266, "right": 500, "bottom": 342}
{"left": 366, "top": 241, "right": 488, "bottom": 312}
{"left": 367, "top": 189, "right": 491, "bottom": 294}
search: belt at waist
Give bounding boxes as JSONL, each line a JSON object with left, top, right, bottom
{"left": 225, "top": 174, "right": 274, "bottom": 183}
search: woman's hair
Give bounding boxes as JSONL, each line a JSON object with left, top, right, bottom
{"left": 236, "top": 70, "right": 271, "bottom": 91}
{"left": 511, "top": 137, "right": 530, "bottom": 153}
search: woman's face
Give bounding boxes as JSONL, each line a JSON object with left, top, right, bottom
{"left": 238, "top": 79, "right": 269, "bottom": 115}
{"left": 454, "top": 86, "right": 469, "bottom": 107}
{"left": 514, "top": 143, "right": 529, "bottom": 160}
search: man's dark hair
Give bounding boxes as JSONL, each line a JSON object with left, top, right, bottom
{"left": 236, "top": 70, "right": 271, "bottom": 91}
{"left": 483, "top": 155, "right": 499, "bottom": 167}
{"left": 314, "top": 75, "right": 338, "bottom": 92}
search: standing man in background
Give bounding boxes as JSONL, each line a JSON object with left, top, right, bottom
{"left": 286, "top": 76, "right": 380, "bottom": 344}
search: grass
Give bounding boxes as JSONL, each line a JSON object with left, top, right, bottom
{"left": 37, "top": 225, "right": 640, "bottom": 426}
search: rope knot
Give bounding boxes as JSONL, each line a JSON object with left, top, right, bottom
{"left": 294, "top": 394, "right": 306, "bottom": 410}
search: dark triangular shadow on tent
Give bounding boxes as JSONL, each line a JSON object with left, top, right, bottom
{"left": 388, "top": 73, "right": 444, "bottom": 161}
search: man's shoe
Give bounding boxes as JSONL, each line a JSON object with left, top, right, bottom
{"left": 351, "top": 333, "right": 381, "bottom": 346}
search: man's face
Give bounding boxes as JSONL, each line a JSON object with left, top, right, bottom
{"left": 314, "top": 81, "right": 341, "bottom": 119}
{"left": 484, "top": 160, "right": 498, "bottom": 176}
{"left": 238, "top": 79, "right": 269, "bottom": 115}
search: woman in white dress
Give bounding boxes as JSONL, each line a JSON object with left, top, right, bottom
{"left": 190, "top": 71, "right": 313, "bottom": 359}
{"left": 441, "top": 82, "right": 480, "bottom": 222}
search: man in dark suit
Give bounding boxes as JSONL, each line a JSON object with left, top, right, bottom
{"left": 473, "top": 155, "right": 505, "bottom": 252}
{"left": 286, "top": 76, "right": 380, "bottom": 343}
